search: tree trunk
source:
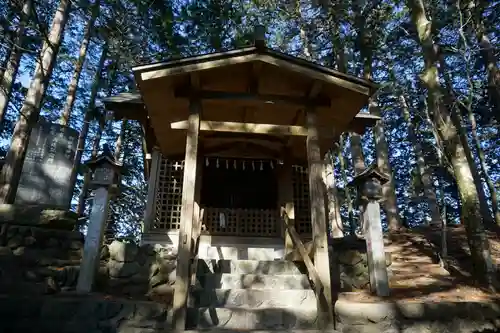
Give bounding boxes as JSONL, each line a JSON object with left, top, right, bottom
{"left": 0, "top": 48, "right": 11, "bottom": 83}
{"left": 323, "top": 155, "right": 343, "bottom": 237}
{"left": 105, "top": 119, "right": 128, "bottom": 238}
{"left": 370, "top": 98, "right": 401, "bottom": 230}
{"left": 73, "top": 43, "right": 108, "bottom": 175}
{"left": 467, "top": 107, "right": 500, "bottom": 225}
{"left": 76, "top": 118, "right": 104, "bottom": 217}
{"left": 0, "top": 1, "right": 17, "bottom": 80}
{"left": 399, "top": 93, "right": 442, "bottom": 225}
{"left": 349, "top": 133, "right": 366, "bottom": 175}
{"left": 60, "top": 0, "right": 100, "bottom": 126}
{"left": 438, "top": 54, "right": 494, "bottom": 225}
{"left": 466, "top": 0, "right": 500, "bottom": 123}
{"left": 338, "top": 135, "right": 355, "bottom": 232}
{"left": 73, "top": 43, "right": 108, "bottom": 219}
{"left": 77, "top": 54, "right": 118, "bottom": 216}
{"left": 406, "top": 0, "right": 497, "bottom": 288}
{"left": 0, "top": 0, "right": 71, "bottom": 204}
{"left": 0, "top": 0, "right": 32, "bottom": 132}
{"left": 357, "top": 1, "right": 401, "bottom": 230}
{"left": 114, "top": 119, "right": 128, "bottom": 160}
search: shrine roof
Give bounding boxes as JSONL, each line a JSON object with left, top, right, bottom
{"left": 103, "top": 45, "right": 380, "bottom": 162}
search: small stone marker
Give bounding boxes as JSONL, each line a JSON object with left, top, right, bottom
{"left": 76, "top": 145, "right": 122, "bottom": 293}
{"left": 349, "top": 164, "right": 390, "bottom": 297}
{"left": 15, "top": 120, "right": 79, "bottom": 209}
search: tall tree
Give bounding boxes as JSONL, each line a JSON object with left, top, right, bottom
{"left": 0, "top": 0, "right": 17, "bottom": 80}
{"left": 464, "top": 0, "right": 500, "bottom": 123}
{"left": 72, "top": 42, "right": 108, "bottom": 218}
{"left": 0, "top": 0, "right": 71, "bottom": 204}
{"left": 437, "top": 51, "right": 493, "bottom": 225}
{"left": 337, "top": 135, "right": 356, "bottom": 232}
{"left": 398, "top": 87, "right": 442, "bottom": 225}
{"left": 60, "top": 0, "right": 100, "bottom": 126}
{"left": 356, "top": 0, "right": 402, "bottom": 230}
{"left": 0, "top": 0, "right": 32, "bottom": 131}
{"left": 77, "top": 52, "right": 119, "bottom": 216}
{"left": 406, "top": 0, "right": 497, "bottom": 288}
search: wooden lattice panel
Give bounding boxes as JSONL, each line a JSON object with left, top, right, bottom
{"left": 202, "top": 208, "right": 279, "bottom": 237}
{"left": 292, "top": 165, "right": 312, "bottom": 235}
{"left": 152, "top": 157, "right": 184, "bottom": 231}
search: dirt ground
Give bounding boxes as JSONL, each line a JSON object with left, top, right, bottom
{"left": 338, "top": 224, "right": 500, "bottom": 303}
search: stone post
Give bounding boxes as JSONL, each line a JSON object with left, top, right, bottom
{"left": 76, "top": 144, "right": 122, "bottom": 293}
{"left": 349, "top": 164, "right": 390, "bottom": 297}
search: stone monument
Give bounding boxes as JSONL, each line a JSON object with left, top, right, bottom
{"left": 15, "top": 120, "right": 79, "bottom": 209}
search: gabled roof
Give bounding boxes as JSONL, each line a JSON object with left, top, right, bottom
{"left": 132, "top": 46, "right": 377, "bottom": 96}
{"left": 104, "top": 44, "right": 381, "bottom": 165}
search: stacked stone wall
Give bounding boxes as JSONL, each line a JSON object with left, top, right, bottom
{"left": 0, "top": 205, "right": 175, "bottom": 302}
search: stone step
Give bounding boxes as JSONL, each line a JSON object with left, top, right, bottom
{"left": 196, "top": 259, "right": 306, "bottom": 275}
{"left": 191, "top": 289, "right": 316, "bottom": 308}
{"left": 186, "top": 307, "right": 318, "bottom": 330}
{"left": 185, "top": 330, "right": 334, "bottom": 333}
{"left": 199, "top": 245, "right": 284, "bottom": 261}
{"left": 199, "top": 273, "right": 311, "bottom": 290}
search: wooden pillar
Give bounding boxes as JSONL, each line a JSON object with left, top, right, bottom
{"left": 142, "top": 148, "right": 161, "bottom": 234}
{"left": 306, "top": 107, "right": 334, "bottom": 329}
{"left": 278, "top": 156, "right": 295, "bottom": 255}
{"left": 172, "top": 98, "right": 201, "bottom": 332}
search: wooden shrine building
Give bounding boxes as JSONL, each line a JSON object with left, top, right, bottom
{"left": 104, "top": 31, "right": 378, "bottom": 329}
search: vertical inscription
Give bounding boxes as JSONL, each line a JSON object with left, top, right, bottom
{"left": 15, "top": 121, "right": 79, "bottom": 208}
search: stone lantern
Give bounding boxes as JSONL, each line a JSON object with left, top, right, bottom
{"left": 349, "top": 164, "right": 390, "bottom": 297}
{"left": 87, "top": 144, "right": 122, "bottom": 195}
{"left": 76, "top": 144, "right": 122, "bottom": 293}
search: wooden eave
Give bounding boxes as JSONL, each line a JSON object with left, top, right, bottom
{"left": 103, "top": 92, "right": 146, "bottom": 122}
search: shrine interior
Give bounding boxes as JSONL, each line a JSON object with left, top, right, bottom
{"left": 200, "top": 157, "right": 278, "bottom": 211}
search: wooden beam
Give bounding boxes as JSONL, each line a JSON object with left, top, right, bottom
{"left": 172, "top": 98, "right": 202, "bottom": 332}
{"left": 202, "top": 141, "right": 282, "bottom": 158}
{"left": 278, "top": 155, "right": 296, "bottom": 255}
{"left": 142, "top": 148, "right": 161, "bottom": 234}
{"left": 306, "top": 106, "right": 334, "bottom": 329}
{"left": 248, "top": 62, "right": 262, "bottom": 94}
{"left": 190, "top": 72, "right": 201, "bottom": 89}
{"left": 202, "top": 131, "right": 287, "bottom": 144}
{"left": 171, "top": 120, "right": 337, "bottom": 138}
{"left": 257, "top": 54, "right": 371, "bottom": 96}
{"left": 174, "top": 88, "right": 331, "bottom": 108}
{"left": 139, "top": 53, "right": 260, "bottom": 81}
{"left": 281, "top": 208, "right": 323, "bottom": 295}
{"left": 308, "top": 80, "right": 323, "bottom": 98}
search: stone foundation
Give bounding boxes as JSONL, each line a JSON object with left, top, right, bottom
{"left": 1, "top": 208, "right": 499, "bottom": 332}
{"left": 0, "top": 208, "right": 176, "bottom": 302}
{"left": 0, "top": 296, "right": 498, "bottom": 333}
{"left": 0, "top": 296, "right": 169, "bottom": 333}
{"left": 286, "top": 235, "right": 392, "bottom": 292}
{"left": 335, "top": 299, "right": 500, "bottom": 333}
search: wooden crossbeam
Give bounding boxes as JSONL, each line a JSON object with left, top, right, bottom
{"left": 171, "top": 120, "right": 336, "bottom": 138}
{"left": 174, "top": 88, "right": 331, "bottom": 107}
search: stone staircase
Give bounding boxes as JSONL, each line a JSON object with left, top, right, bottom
{"left": 186, "top": 259, "right": 319, "bottom": 330}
